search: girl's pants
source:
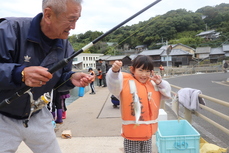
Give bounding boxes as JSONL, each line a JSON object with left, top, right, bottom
{"left": 124, "top": 138, "right": 152, "bottom": 153}
{"left": 90, "top": 81, "right": 95, "bottom": 93}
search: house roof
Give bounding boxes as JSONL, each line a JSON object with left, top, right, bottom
{"left": 195, "top": 47, "right": 211, "bottom": 54}
{"left": 72, "top": 61, "right": 82, "bottom": 65}
{"left": 77, "top": 53, "right": 104, "bottom": 57}
{"left": 173, "top": 43, "right": 195, "bottom": 50}
{"left": 169, "top": 49, "right": 193, "bottom": 56}
{"left": 160, "top": 43, "right": 195, "bottom": 51}
{"left": 223, "top": 44, "right": 229, "bottom": 52}
{"left": 139, "top": 49, "right": 164, "bottom": 56}
{"left": 97, "top": 55, "right": 111, "bottom": 61}
{"left": 135, "top": 45, "right": 147, "bottom": 49}
{"left": 196, "top": 30, "right": 216, "bottom": 36}
{"left": 160, "top": 44, "right": 176, "bottom": 50}
{"left": 106, "top": 55, "right": 130, "bottom": 61}
{"left": 210, "top": 47, "right": 225, "bottom": 55}
{"left": 106, "top": 42, "right": 117, "bottom": 46}
{"left": 129, "top": 54, "right": 138, "bottom": 60}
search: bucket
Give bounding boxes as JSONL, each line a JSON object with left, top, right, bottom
{"left": 78, "top": 87, "right": 85, "bottom": 97}
{"left": 156, "top": 120, "right": 200, "bottom": 153}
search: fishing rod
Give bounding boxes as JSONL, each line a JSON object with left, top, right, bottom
{"left": 0, "top": 0, "right": 162, "bottom": 108}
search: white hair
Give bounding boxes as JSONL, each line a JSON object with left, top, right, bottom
{"left": 42, "top": 0, "right": 83, "bottom": 15}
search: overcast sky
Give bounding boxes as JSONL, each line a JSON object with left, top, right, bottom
{"left": 0, "top": 0, "right": 228, "bottom": 35}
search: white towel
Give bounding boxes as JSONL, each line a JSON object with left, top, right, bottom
{"left": 178, "top": 88, "right": 206, "bottom": 110}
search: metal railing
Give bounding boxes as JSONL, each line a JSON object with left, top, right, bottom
{"left": 168, "top": 84, "right": 229, "bottom": 136}
{"left": 164, "top": 66, "right": 222, "bottom": 76}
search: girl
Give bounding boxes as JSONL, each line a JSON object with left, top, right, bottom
{"left": 106, "top": 55, "right": 171, "bottom": 153}
{"left": 97, "top": 68, "right": 102, "bottom": 86}
{"left": 88, "top": 68, "right": 96, "bottom": 94}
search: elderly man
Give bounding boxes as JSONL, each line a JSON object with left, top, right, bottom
{"left": 0, "top": 0, "right": 93, "bottom": 152}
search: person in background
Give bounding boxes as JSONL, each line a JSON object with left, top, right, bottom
{"left": 0, "top": 0, "right": 94, "bottom": 152}
{"left": 61, "top": 91, "right": 70, "bottom": 119}
{"left": 99, "top": 59, "right": 107, "bottom": 87}
{"left": 88, "top": 68, "right": 96, "bottom": 94}
{"left": 106, "top": 55, "right": 171, "bottom": 153}
{"left": 50, "top": 90, "right": 70, "bottom": 123}
{"left": 51, "top": 90, "right": 63, "bottom": 124}
{"left": 159, "top": 65, "right": 165, "bottom": 77}
{"left": 97, "top": 68, "right": 103, "bottom": 87}
{"left": 223, "top": 61, "right": 228, "bottom": 73}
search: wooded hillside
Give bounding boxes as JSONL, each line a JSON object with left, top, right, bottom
{"left": 68, "top": 3, "right": 229, "bottom": 55}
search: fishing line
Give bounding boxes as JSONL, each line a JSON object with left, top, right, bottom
{"left": 0, "top": 0, "right": 162, "bottom": 108}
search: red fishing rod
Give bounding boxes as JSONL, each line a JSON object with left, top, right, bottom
{"left": 0, "top": 0, "right": 162, "bottom": 108}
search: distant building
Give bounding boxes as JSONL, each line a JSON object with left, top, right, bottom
{"left": 222, "top": 44, "right": 229, "bottom": 57}
{"left": 195, "top": 47, "right": 211, "bottom": 59}
{"left": 95, "top": 55, "right": 111, "bottom": 70}
{"left": 209, "top": 47, "right": 225, "bottom": 63}
{"left": 96, "top": 55, "right": 131, "bottom": 70}
{"left": 172, "top": 43, "right": 195, "bottom": 57}
{"left": 160, "top": 43, "right": 194, "bottom": 67}
{"left": 139, "top": 49, "right": 165, "bottom": 67}
{"left": 196, "top": 30, "right": 220, "bottom": 40}
{"left": 73, "top": 53, "right": 103, "bottom": 70}
{"left": 169, "top": 49, "right": 193, "bottom": 67}
{"left": 135, "top": 45, "right": 148, "bottom": 52}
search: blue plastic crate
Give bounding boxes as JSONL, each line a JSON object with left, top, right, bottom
{"left": 156, "top": 120, "right": 200, "bottom": 153}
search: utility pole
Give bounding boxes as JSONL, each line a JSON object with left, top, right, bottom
{"left": 166, "top": 40, "right": 169, "bottom": 68}
{"left": 166, "top": 42, "right": 172, "bottom": 77}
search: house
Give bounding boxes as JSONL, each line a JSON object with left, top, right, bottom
{"left": 128, "top": 54, "right": 138, "bottom": 60}
{"left": 160, "top": 43, "right": 195, "bottom": 55}
{"left": 160, "top": 48, "right": 193, "bottom": 67}
{"left": 222, "top": 44, "right": 229, "bottom": 57}
{"left": 172, "top": 43, "right": 195, "bottom": 56}
{"left": 135, "top": 45, "right": 148, "bottom": 52}
{"left": 139, "top": 49, "right": 164, "bottom": 67}
{"left": 105, "top": 55, "right": 132, "bottom": 69}
{"left": 160, "top": 44, "right": 194, "bottom": 66}
{"left": 106, "top": 42, "right": 117, "bottom": 46}
{"left": 195, "top": 47, "right": 211, "bottom": 59}
{"left": 95, "top": 55, "right": 111, "bottom": 70}
{"left": 196, "top": 30, "right": 220, "bottom": 40}
{"left": 95, "top": 55, "right": 131, "bottom": 71}
{"left": 209, "top": 47, "right": 225, "bottom": 63}
{"left": 124, "top": 49, "right": 138, "bottom": 56}
{"left": 96, "top": 55, "right": 111, "bottom": 61}
{"left": 73, "top": 53, "right": 103, "bottom": 70}
{"left": 170, "top": 49, "right": 193, "bottom": 67}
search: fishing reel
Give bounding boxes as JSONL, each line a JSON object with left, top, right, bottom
{"left": 23, "top": 90, "right": 51, "bottom": 128}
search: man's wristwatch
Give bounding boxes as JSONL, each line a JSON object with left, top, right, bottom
{"left": 21, "top": 70, "right": 25, "bottom": 82}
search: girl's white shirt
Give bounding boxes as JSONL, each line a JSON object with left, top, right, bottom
{"left": 106, "top": 68, "right": 172, "bottom": 100}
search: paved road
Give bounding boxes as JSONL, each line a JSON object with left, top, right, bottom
{"left": 17, "top": 72, "right": 228, "bottom": 152}
{"left": 166, "top": 72, "right": 229, "bottom": 148}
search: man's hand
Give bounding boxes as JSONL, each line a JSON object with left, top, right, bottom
{"left": 23, "top": 66, "right": 53, "bottom": 87}
{"left": 70, "top": 72, "right": 95, "bottom": 87}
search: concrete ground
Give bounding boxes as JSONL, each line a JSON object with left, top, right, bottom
{"left": 17, "top": 86, "right": 176, "bottom": 153}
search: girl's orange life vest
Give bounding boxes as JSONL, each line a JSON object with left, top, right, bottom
{"left": 120, "top": 72, "right": 161, "bottom": 141}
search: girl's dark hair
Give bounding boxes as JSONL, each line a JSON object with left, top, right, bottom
{"left": 131, "top": 55, "right": 154, "bottom": 70}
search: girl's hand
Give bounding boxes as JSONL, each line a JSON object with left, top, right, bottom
{"left": 112, "top": 61, "right": 122, "bottom": 72}
{"left": 150, "top": 71, "right": 162, "bottom": 85}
